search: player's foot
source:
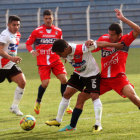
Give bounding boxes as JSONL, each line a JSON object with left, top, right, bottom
{"left": 66, "top": 106, "right": 73, "bottom": 114}
{"left": 45, "top": 119, "right": 61, "bottom": 127}
{"left": 59, "top": 125, "right": 76, "bottom": 132}
{"left": 34, "top": 101, "right": 41, "bottom": 114}
{"left": 93, "top": 125, "right": 102, "bottom": 133}
{"left": 10, "top": 106, "right": 23, "bottom": 116}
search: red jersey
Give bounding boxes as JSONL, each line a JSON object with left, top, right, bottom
{"left": 94, "top": 31, "right": 135, "bottom": 78}
{"left": 26, "top": 24, "right": 62, "bottom": 65}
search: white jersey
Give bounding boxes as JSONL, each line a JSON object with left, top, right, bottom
{"left": 66, "top": 43, "right": 100, "bottom": 77}
{"left": 0, "top": 28, "right": 21, "bottom": 69}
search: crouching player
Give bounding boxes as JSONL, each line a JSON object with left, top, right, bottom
{"left": 45, "top": 39, "right": 124, "bottom": 132}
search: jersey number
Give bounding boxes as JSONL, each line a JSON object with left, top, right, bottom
{"left": 91, "top": 79, "right": 96, "bottom": 88}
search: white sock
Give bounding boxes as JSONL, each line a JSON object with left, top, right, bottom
{"left": 93, "top": 98, "right": 102, "bottom": 126}
{"left": 12, "top": 86, "right": 24, "bottom": 108}
{"left": 56, "top": 97, "right": 70, "bottom": 123}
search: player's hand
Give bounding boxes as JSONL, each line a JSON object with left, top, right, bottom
{"left": 10, "top": 56, "right": 22, "bottom": 64}
{"left": 30, "top": 50, "right": 39, "bottom": 57}
{"left": 114, "top": 9, "right": 124, "bottom": 20}
{"left": 85, "top": 39, "right": 94, "bottom": 48}
{"left": 115, "top": 42, "right": 125, "bottom": 49}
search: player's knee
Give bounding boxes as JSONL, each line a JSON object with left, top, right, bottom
{"left": 60, "top": 77, "right": 67, "bottom": 84}
{"left": 91, "top": 93, "right": 99, "bottom": 101}
{"left": 63, "top": 92, "right": 71, "bottom": 99}
{"left": 18, "top": 79, "right": 26, "bottom": 89}
{"left": 58, "top": 74, "right": 67, "bottom": 84}
{"left": 41, "top": 80, "right": 49, "bottom": 88}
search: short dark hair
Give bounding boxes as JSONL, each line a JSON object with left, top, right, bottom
{"left": 8, "top": 15, "right": 20, "bottom": 23}
{"left": 43, "top": 9, "right": 53, "bottom": 16}
{"left": 109, "top": 23, "right": 122, "bottom": 34}
{"left": 52, "top": 39, "right": 68, "bottom": 52}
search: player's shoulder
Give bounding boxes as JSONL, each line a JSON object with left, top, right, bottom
{"left": 0, "top": 28, "right": 11, "bottom": 43}
{"left": 0, "top": 28, "right": 10, "bottom": 36}
{"left": 34, "top": 25, "right": 44, "bottom": 31}
{"left": 121, "top": 31, "right": 133, "bottom": 39}
{"left": 53, "top": 25, "right": 62, "bottom": 32}
{"left": 98, "top": 34, "right": 109, "bottom": 41}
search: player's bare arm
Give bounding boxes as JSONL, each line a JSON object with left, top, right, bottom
{"left": 0, "top": 43, "right": 22, "bottom": 64}
{"left": 85, "top": 40, "right": 124, "bottom": 49}
{"left": 96, "top": 41, "right": 124, "bottom": 49}
{"left": 114, "top": 9, "right": 140, "bottom": 38}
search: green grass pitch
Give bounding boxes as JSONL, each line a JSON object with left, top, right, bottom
{"left": 0, "top": 48, "right": 140, "bottom": 140}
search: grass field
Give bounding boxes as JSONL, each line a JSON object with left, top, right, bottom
{"left": 0, "top": 48, "right": 140, "bottom": 140}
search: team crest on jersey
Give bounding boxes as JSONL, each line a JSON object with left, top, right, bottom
{"left": 46, "top": 29, "right": 52, "bottom": 33}
{"left": 74, "top": 55, "right": 81, "bottom": 59}
{"left": 55, "top": 31, "right": 58, "bottom": 35}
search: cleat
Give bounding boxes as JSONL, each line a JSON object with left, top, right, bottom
{"left": 59, "top": 125, "right": 76, "bottom": 132}
{"left": 93, "top": 125, "right": 102, "bottom": 133}
{"left": 10, "top": 106, "right": 23, "bottom": 116}
{"left": 45, "top": 119, "right": 61, "bottom": 127}
{"left": 34, "top": 101, "right": 41, "bottom": 114}
{"left": 66, "top": 106, "right": 73, "bottom": 114}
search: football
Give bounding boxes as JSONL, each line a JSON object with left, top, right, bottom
{"left": 20, "top": 115, "right": 36, "bottom": 131}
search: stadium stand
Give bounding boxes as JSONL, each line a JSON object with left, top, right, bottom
{"left": 0, "top": 0, "right": 140, "bottom": 43}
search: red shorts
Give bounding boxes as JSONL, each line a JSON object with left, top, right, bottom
{"left": 100, "top": 73, "right": 134, "bottom": 98}
{"left": 38, "top": 60, "right": 67, "bottom": 81}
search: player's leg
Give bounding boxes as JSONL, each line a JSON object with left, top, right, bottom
{"left": 53, "top": 60, "right": 73, "bottom": 114}
{"left": 56, "top": 73, "right": 73, "bottom": 114}
{"left": 122, "top": 85, "right": 140, "bottom": 108}
{"left": 45, "top": 86, "right": 77, "bottom": 126}
{"left": 85, "top": 73, "right": 102, "bottom": 133}
{"left": 90, "top": 93, "right": 102, "bottom": 132}
{"left": 45, "top": 73, "right": 84, "bottom": 126}
{"left": 34, "top": 66, "right": 50, "bottom": 114}
{"left": 59, "top": 73, "right": 102, "bottom": 132}
{"left": 10, "top": 65, "right": 26, "bottom": 116}
{"left": 65, "top": 92, "right": 91, "bottom": 131}
{"left": 112, "top": 73, "right": 140, "bottom": 108}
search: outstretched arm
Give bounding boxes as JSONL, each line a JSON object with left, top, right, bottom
{"left": 115, "top": 9, "right": 140, "bottom": 38}
{"left": 96, "top": 41, "right": 124, "bottom": 49}
{"left": 85, "top": 40, "right": 124, "bottom": 50}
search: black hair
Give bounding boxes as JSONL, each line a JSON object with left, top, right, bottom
{"left": 43, "top": 9, "right": 53, "bottom": 16}
{"left": 52, "top": 39, "right": 68, "bottom": 52}
{"left": 8, "top": 15, "right": 20, "bottom": 23}
{"left": 109, "top": 23, "right": 122, "bottom": 34}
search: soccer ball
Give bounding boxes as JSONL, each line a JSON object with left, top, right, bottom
{"left": 20, "top": 115, "right": 36, "bottom": 131}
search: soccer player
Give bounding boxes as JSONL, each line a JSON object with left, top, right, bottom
{"left": 0, "top": 15, "right": 26, "bottom": 116}
{"left": 59, "top": 8, "right": 140, "bottom": 132}
{"left": 25, "top": 9, "right": 72, "bottom": 114}
{"left": 45, "top": 39, "right": 124, "bottom": 132}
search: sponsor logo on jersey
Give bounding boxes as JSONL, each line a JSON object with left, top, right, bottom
{"left": 8, "top": 43, "right": 18, "bottom": 50}
{"left": 70, "top": 60, "right": 86, "bottom": 67}
{"left": 103, "top": 53, "right": 119, "bottom": 68}
{"left": 35, "top": 38, "right": 56, "bottom": 45}
{"left": 55, "top": 31, "right": 58, "bottom": 35}
{"left": 102, "top": 49, "right": 116, "bottom": 57}
{"left": 71, "top": 60, "right": 87, "bottom": 72}
{"left": 42, "top": 34, "right": 56, "bottom": 38}
{"left": 102, "top": 44, "right": 129, "bottom": 57}
{"left": 74, "top": 55, "right": 81, "bottom": 59}
{"left": 8, "top": 43, "right": 18, "bottom": 56}
{"left": 39, "top": 31, "right": 43, "bottom": 33}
